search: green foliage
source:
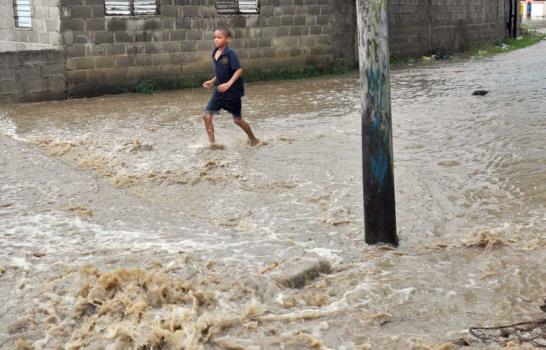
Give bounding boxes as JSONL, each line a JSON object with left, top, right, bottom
{"left": 243, "top": 64, "right": 357, "bottom": 83}
{"left": 130, "top": 66, "right": 358, "bottom": 95}
{"left": 390, "top": 56, "right": 417, "bottom": 66}
{"left": 136, "top": 80, "right": 160, "bottom": 94}
{"left": 468, "top": 30, "right": 545, "bottom": 58}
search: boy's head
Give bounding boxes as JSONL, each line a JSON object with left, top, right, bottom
{"left": 214, "top": 27, "right": 232, "bottom": 48}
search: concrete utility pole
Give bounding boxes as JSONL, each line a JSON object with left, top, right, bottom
{"left": 356, "top": 0, "right": 399, "bottom": 246}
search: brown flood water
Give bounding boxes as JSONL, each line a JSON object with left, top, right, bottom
{"left": 0, "top": 39, "right": 545, "bottom": 349}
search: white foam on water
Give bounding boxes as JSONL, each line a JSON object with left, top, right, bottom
{"left": 0, "top": 210, "right": 228, "bottom": 270}
{"left": 0, "top": 112, "right": 24, "bottom": 141}
{"left": 305, "top": 247, "right": 344, "bottom": 266}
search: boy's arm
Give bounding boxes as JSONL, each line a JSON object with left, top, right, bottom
{"left": 217, "top": 68, "right": 242, "bottom": 93}
{"left": 203, "top": 76, "right": 216, "bottom": 89}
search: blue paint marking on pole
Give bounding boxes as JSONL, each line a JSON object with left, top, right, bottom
{"left": 357, "top": 0, "right": 399, "bottom": 246}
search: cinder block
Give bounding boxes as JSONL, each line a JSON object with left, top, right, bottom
{"left": 86, "top": 18, "right": 105, "bottom": 31}
{"left": 23, "top": 79, "right": 48, "bottom": 93}
{"left": 95, "top": 56, "right": 115, "bottom": 68}
{"left": 0, "top": 68, "right": 17, "bottom": 81}
{"left": 70, "top": 6, "right": 93, "bottom": 18}
{"left": 74, "top": 57, "right": 95, "bottom": 70}
{"left": 67, "top": 70, "right": 88, "bottom": 84}
{"left": 47, "top": 77, "right": 67, "bottom": 92}
{"left": 42, "top": 64, "right": 67, "bottom": 77}
{"left": 61, "top": 19, "right": 85, "bottom": 31}
{"left": 17, "top": 66, "right": 43, "bottom": 80}
{"left": 115, "top": 31, "right": 134, "bottom": 43}
{"left": 65, "top": 44, "right": 86, "bottom": 57}
{"left": 0, "top": 80, "right": 24, "bottom": 95}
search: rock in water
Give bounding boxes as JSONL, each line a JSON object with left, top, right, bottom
{"left": 268, "top": 257, "right": 331, "bottom": 289}
{"left": 472, "top": 90, "right": 489, "bottom": 96}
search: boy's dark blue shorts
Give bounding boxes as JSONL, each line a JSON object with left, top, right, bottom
{"left": 205, "top": 96, "right": 242, "bottom": 118}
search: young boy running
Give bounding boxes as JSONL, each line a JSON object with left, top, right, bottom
{"left": 202, "top": 27, "right": 260, "bottom": 146}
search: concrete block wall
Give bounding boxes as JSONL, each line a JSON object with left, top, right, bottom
{"left": 0, "top": 0, "right": 62, "bottom": 52}
{"left": 332, "top": 0, "right": 357, "bottom": 66}
{"left": 389, "top": 0, "right": 508, "bottom": 56}
{"left": 0, "top": 49, "right": 66, "bottom": 102}
{"left": 60, "top": 0, "right": 351, "bottom": 97}
{"left": 0, "top": 0, "right": 510, "bottom": 100}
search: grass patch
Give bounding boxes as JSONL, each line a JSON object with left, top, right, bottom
{"left": 243, "top": 63, "right": 356, "bottom": 83}
{"left": 390, "top": 26, "right": 545, "bottom": 67}
{"left": 467, "top": 28, "right": 545, "bottom": 58}
{"left": 129, "top": 64, "right": 357, "bottom": 94}
{"left": 390, "top": 56, "right": 413, "bottom": 65}
{"left": 136, "top": 79, "right": 160, "bottom": 94}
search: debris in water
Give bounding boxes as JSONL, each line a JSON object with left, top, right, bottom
{"left": 11, "top": 266, "right": 253, "bottom": 349}
{"left": 67, "top": 205, "right": 93, "bottom": 219}
{"left": 320, "top": 206, "right": 352, "bottom": 226}
{"left": 112, "top": 173, "right": 138, "bottom": 188}
{"left": 437, "top": 160, "right": 461, "bottom": 167}
{"left": 146, "top": 170, "right": 191, "bottom": 185}
{"left": 240, "top": 300, "right": 264, "bottom": 321}
{"left": 435, "top": 242, "right": 450, "bottom": 249}
{"left": 31, "top": 251, "right": 46, "bottom": 258}
{"left": 33, "top": 137, "right": 77, "bottom": 156}
{"left": 297, "top": 331, "right": 325, "bottom": 349}
{"left": 462, "top": 230, "right": 508, "bottom": 249}
{"left": 13, "top": 338, "right": 32, "bottom": 350}
{"left": 127, "top": 138, "right": 153, "bottom": 152}
{"left": 472, "top": 90, "right": 489, "bottom": 96}
{"left": 0, "top": 265, "right": 6, "bottom": 275}
{"left": 469, "top": 318, "right": 546, "bottom": 348}
{"left": 259, "top": 262, "right": 279, "bottom": 274}
{"left": 278, "top": 136, "right": 296, "bottom": 144}
{"left": 307, "top": 292, "right": 328, "bottom": 307}
{"left": 369, "top": 312, "right": 393, "bottom": 326}
{"left": 213, "top": 336, "right": 260, "bottom": 350}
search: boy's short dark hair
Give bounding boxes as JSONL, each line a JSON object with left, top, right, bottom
{"left": 215, "top": 27, "right": 232, "bottom": 38}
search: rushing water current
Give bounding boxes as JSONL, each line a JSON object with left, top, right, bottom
{"left": 0, "top": 40, "right": 545, "bottom": 349}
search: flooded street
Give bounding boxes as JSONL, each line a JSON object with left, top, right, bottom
{"left": 1, "top": 37, "right": 545, "bottom": 349}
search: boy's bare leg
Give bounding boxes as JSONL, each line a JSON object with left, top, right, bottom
{"left": 203, "top": 113, "right": 216, "bottom": 145}
{"left": 233, "top": 117, "right": 259, "bottom": 146}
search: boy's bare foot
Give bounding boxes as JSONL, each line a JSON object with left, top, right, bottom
{"left": 248, "top": 138, "right": 260, "bottom": 146}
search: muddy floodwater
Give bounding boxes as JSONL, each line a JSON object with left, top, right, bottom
{"left": 1, "top": 41, "right": 545, "bottom": 349}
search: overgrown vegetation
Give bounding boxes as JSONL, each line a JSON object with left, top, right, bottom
{"left": 467, "top": 26, "right": 545, "bottom": 58}
{"left": 243, "top": 63, "right": 356, "bottom": 83}
{"left": 131, "top": 64, "right": 356, "bottom": 95}
{"left": 136, "top": 79, "right": 160, "bottom": 94}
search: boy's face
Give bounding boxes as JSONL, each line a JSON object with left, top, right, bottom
{"left": 214, "top": 30, "right": 231, "bottom": 49}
